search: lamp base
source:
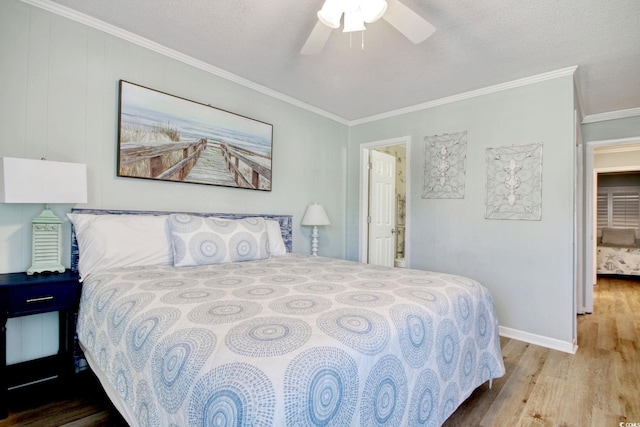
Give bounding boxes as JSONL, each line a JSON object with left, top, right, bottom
{"left": 27, "top": 263, "right": 66, "bottom": 275}
{"left": 27, "top": 205, "right": 65, "bottom": 275}
{"left": 310, "top": 225, "right": 319, "bottom": 256}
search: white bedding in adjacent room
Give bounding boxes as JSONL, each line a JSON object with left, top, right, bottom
{"left": 597, "top": 227, "right": 640, "bottom": 275}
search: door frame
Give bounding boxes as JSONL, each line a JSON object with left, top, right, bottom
{"left": 584, "top": 136, "right": 640, "bottom": 313}
{"left": 359, "top": 135, "right": 411, "bottom": 265}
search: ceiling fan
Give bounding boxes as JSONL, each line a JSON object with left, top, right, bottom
{"left": 301, "top": 0, "right": 436, "bottom": 55}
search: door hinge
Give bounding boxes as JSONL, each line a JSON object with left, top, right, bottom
{"left": 367, "top": 216, "right": 372, "bottom": 223}
{"left": 367, "top": 162, "right": 372, "bottom": 170}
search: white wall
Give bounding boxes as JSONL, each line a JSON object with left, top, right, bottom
{"left": 347, "top": 75, "right": 577, "bottom": 347}
{"left": 0, "top": 0, "right": 348, "bottom": 363}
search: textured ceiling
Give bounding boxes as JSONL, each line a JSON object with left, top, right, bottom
{"left": 38, "top": 0, "right": 640, "bottom": 122}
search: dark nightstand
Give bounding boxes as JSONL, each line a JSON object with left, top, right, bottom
{"left": 0, "top": 270, "right": 80, "bottom": 419}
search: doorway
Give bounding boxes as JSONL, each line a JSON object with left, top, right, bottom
{"left": 583, "top": 137, "right": 640, "bottom": 313}
{"left": 359, "top": 136, "right": 411, "bottom": 267}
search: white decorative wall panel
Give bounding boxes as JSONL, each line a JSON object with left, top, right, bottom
{"left": 422, "top": 131, "right": 467, "bottom": 199}
{"left": 485, "top": 143, "right": 543, "bottom": 220}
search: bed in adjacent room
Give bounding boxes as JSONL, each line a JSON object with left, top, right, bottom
{"left": 69, "top": 208, "right": 505, "bottom": 427}
{"left": 597, "top": 227, "right": 640, "bottom": 276}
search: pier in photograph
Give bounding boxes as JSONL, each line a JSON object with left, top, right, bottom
{"left": 119, "top": 138, "right": 271, "bottom": 190}
{"left": 185, "top": 142, "right": 237, "bottom": 187}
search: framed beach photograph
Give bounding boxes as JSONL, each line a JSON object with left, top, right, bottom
{"left": 117, "top": 80, "right": 273, "bottom": 191}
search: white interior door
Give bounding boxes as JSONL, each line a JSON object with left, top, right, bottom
{"left": 368, "top": 150, "right": 396, "bottom": 266}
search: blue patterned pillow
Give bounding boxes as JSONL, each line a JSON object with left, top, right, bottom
{"left": 168, "top": 214, "right": 270, "bottom": 267}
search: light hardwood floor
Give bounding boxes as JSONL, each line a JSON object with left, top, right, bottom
{"left": 445, "top": 275, "right": 640, "bottom": 426}
{"left": 0, "top": 276, "right": 638, "bottom": 426}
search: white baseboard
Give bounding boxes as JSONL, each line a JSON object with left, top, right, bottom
{"left": 499, "top": 326, "right": 578, "bottom": 354}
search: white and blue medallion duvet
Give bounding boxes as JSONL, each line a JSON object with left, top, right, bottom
{"left": 76, "top": 254, "right": 505, "bottom": 426}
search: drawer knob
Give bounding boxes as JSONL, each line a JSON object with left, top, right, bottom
{"left": 26, "top": 296, "right": 54, "bottom": 303}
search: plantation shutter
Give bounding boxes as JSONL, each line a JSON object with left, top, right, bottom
{"left": 611, "top": 191, "right": 640, "bottom": 228}
{"left": 597, "top": 192, "right": 609, "bottom": 229}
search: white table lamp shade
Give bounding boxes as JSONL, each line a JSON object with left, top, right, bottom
{"left": 0, "top": 157, "right": 87, "bottom": 204}
{"left": 301, "top": 203, "right": 331, "bottom": 226}
{"left": 0, "top": 157, "right": 88, "bottom": 274}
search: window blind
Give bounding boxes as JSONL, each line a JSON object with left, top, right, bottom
{"left": 611, "top": 191, "right": 640, "bottom": 228}
{"left": 597, "top": 193, "right": 608, "bottom": 229}
{"left": 598, "top": 187, "right": 640, "bottom": 230}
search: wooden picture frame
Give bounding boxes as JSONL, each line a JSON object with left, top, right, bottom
{"left": 117, "top": 80, "right": 273, "bottom": 191}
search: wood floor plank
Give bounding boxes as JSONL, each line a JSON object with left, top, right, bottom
{"left": 614, "top": 338, "right": 640, "bottom": 420}
{"left": 479, "top": 344, "right": 549, "bottom": 426}
{"left": 538, "top": 346, "right": 571, "bottom": 380}
{"left": 597, "top": 316, "right": 618, "bottom": 350}
{"left": 616, "top": 314, "right": 638, "bottom": 341}
{"left": 60, "top": 410, "right": 121, "bottom": 427}
{"left": 518, "top": 375, "right": 568, "bottom": 427}
{"left": 591, "top": 407, "right": 623, "bottom": 427}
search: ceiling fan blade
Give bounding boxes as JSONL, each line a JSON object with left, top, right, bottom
{"left": 300, "top": 21, "right": 333, "bottom": 55}
{"left": 383, "top": 0, "right": 436, "bottom": 44}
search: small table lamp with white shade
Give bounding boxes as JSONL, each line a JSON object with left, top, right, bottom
{"left": 0, "top": 157, "right": 88, "bottom": 275}
{"left": 301, "top": 202, "right": 330, "bottom": 256}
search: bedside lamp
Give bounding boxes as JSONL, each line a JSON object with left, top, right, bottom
{"left": 0, "top": 157, "right": 87, "bottom": 275}
{"left": 301, "top": 202, "right": 330, "bottom": 256}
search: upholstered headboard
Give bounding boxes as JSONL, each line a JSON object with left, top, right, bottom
{"left": 69, "top": 208, "right": 293, "bottom": 273}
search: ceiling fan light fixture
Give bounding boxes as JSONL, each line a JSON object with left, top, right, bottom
{"left": 361, "top": 0, "right": 387, "bottom": 23}
{"left": 317, "top": 0, "right": 342, "bottom": 29}
{"left": 302, "top": 0, "right": 435, "bottom": 55}
{"left": 343, "top": 10, "right": 366, "bottom": 32}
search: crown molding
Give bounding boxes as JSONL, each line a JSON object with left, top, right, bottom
{"left": 349, "top": 66, "right": 578, "bottom": 126}
{"left": 582, "top": 107, "right": 640, "bottom": 124}
{"left": 20, "top": 0, "right": 350, "bottom": 126}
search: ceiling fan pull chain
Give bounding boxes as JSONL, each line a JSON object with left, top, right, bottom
{"left": 361, "top": 31, "right": 364, "bottom": 49}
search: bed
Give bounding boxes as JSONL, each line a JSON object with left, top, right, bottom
{"left": 597, "top": 227, "right": 640, "bottom": 276}
{"left": 69, "top": 208, "right": 505, "bottom": 427}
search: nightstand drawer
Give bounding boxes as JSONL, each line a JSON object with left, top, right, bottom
{"left": 8, "top": 282, "right": 78, "bottom": 317}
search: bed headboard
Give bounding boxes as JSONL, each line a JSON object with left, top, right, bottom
{"left": 69, "top": 208, "right": 293, "bottom": 273}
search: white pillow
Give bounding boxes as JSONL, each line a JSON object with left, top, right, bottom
{"left": 266, "top": 220, "right": 287, "bottom": 256}
{"left": 68, "top": 213, "right": 173, "bottom": 280}
{"left": 168, "top": 214, "right": 270, "bottom": 267}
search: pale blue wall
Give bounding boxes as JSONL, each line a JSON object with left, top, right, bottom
{"left": 0, "top": 1, "right": 348, "bottom": 363}
{"left": 582, "top": 116, "right": 640, "bottom": 142}
{"left": 347, "top": 76, "right": 577, "bottom": 345}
